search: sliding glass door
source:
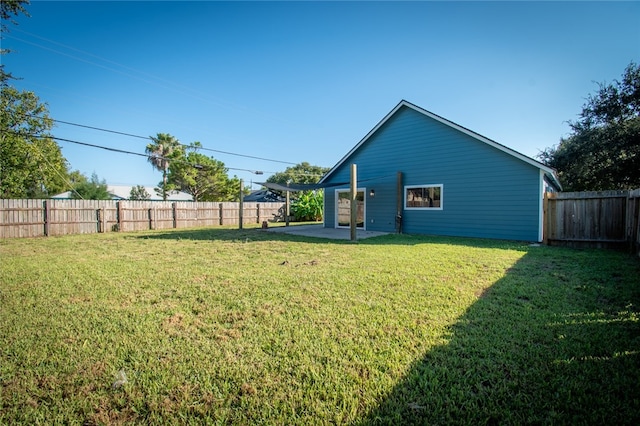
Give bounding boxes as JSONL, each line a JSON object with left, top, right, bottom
{"left": 336, "top": 189, "right": 365, "bottom": 228}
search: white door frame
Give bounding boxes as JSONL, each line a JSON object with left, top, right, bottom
{"left": 335, "top": 187, "right": 366, "bottom": 230}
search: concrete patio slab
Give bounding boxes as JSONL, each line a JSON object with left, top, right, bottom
{"left": 263, "top": 224, "right": 388, "bottom": 240}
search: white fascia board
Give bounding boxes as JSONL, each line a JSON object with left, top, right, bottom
{"left": 319, "top": 101, "right": 406, "bottom": 184}
{"left": 538, "top": 169, "right": 545, "bottom": 242}
{"left": 401, "top": 101, "right": 562, "bottom": 188}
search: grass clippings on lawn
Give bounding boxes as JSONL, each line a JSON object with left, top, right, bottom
{"left": 1, "top": 226, "right": 639, "bottom": 425}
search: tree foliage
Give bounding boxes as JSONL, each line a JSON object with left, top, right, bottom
{"left": 291, "top": 190, "right": 323, "bottom": 221}
{"left": 168, "top": 151, "right": 239, "bottom": 202}
{"left": 0, "top": 0, "right": 29, "bottom": 29}
{"left": 162, "top": 142, "right": 241, "bottom": 202}
{"left": 1, "top": 0, "right": 30, "bottom": 83}
{"left": 266, "top": 162, "right": 329, "bottom": 220}
{"left": 266, "top": 162, "right": 329, "bottom": 186}
{"left": 67, "top": 170, "right": 88, "bottom": 187}
{"left": 0, "top": 86, "right": 69, "bottom": 198}
{"left": 539, "top": 62, "right": 640, "bottom": 191}
{"left": 0, "top": 0, "right": 71, "bottom": 199}
{"left": 129, "top": 185, "right": 150, "bottom": 200}
{"left": 146, "top": 133, "right": 183, "bottom": 200}
{"left": 71, "top": 173, "right": 110, "bottom": 200}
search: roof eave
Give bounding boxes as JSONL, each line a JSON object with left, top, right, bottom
{"left": 319, "top": 101, "right": 408, "bottom": 184}
{"left": 320, "top": 100, "right": 563, "bottom": 189}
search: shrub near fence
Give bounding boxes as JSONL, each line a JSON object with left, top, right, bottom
{"left": 0, "top": 199, "right": 285, "bottom": 238}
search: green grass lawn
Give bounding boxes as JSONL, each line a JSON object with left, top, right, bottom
{"left": 1, "top": 226, "right": 639, "bottom": 425}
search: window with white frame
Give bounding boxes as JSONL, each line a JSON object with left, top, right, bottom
{"left": 405, "top": 184, "right": 443, "bottom": 209}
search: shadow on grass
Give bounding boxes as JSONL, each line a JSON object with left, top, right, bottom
{"left": 133, "top": 226, "right": 535, "bottom": 251}
{"left": 359, "top": 251, "right": 640, "bottom": 425}
{"left": 133, "top": 226, "right": 338, "bottom": 244}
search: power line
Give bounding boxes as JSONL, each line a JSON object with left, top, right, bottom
{"left": 1, "top": 129, "right": 279, "bottom": 175}
{"left": 5, "top": 124, "right": 330, "bottom": 178}
{"left": 0, "top": 129, "right": 86, "bottom": 199}
{"left": 48, "top": 117, "right": 149, "bottom": 140}
{"left": 55, "top": 136, "right": 280, "bottom": 175}
{"left": 27, "top": 113, "right": 300, "bottom": 166}
{"left": 8, "top": 28, "right": 308, "bottom": 139}
{"left": 5, "top": 33, "right": 232, "bottom": 111}
{"left": 31, "top": 140, "right": 86, "bottom": 200}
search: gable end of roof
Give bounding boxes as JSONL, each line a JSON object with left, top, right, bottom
{"left": 320, "top": 100, "right": 561, "bottom": 190}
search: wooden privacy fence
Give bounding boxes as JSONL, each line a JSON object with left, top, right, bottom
{"left": 0, "top": 199, "right": 285, "bottom": 238}
{"left": 544, "top": 189, "right": 640, "bottom": 253}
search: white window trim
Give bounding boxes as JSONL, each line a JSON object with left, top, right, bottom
{"left": 404, "top": 184, "right": 444, "bottom": 210}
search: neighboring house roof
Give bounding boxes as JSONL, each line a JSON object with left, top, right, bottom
{"left": 319, "top": 100, "right": 562, "bottom": 190}
{"left": 50, "top": 191, "right": 76, "bottom": 199}
{"left": 107, "top": 185, "right": 193, "bottom": 201}
{"left": 51, "top": 185, "right": 193, "bottom": 201}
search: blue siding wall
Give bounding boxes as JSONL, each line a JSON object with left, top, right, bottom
{"left": 323, "top": 106, "right": 542, "bottom": 241}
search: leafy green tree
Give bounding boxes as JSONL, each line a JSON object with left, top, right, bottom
{"left": 0, "top": 0, "right": 70, "bottom": 199}
{"left": 129, "top": 185, "right": 150, "bottom": 200}
{"left": 146, "top": 133, "right": 183, "bottom": 200}
{"left": 291, "top": 190, "right": 323, "bottom": 221}
{"left": 266, "top": 162, "right": 330, "bottom": 186}
{"left": 67, "top": 170, "right": 87, "bottom": 187}
{"left": 71, "top": 173, "right": 111, "bottom": 200}
{"left": 167, "top": 143, "right": 241, "bottom": 201}
{"left": 0, "top": 86, "right": 69, "bottom": 198}
{"left": 539, "top": 62, "right": 640, "bottom": 191}
{"left": 0, "top": 0, "right": 28, "bottom": 32}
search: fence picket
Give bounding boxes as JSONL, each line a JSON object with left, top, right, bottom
{"left": 545, "top": 189, "right": 640, "bottom": 252}
{"left": 0, "top": 199, "right": 285, "bottom": 238}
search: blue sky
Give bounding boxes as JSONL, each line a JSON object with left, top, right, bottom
{"left": 4, "top": 1, "right": 639, "bottom": 190}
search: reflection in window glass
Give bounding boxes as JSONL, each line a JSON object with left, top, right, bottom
{"left": 405, "top": 185, "right": 442, "bottom": 209}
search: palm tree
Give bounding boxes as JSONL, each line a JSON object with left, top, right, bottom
{"left": 146, "top": 133, "right": 182, "bottom": 200}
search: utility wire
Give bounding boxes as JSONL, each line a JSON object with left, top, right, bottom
{"left": 56, "top": 136, "right": 280, "bottom": 175}
{"left": 23, "top": 113, "right": 300, "bottom": 166}
{"left": 2, "top": 130, "right": 87, "bottom": 199}
{"left": 8, "top": 29, "right": 290, "bottom": 125}
{"left": 1, "top": 129, "right": 279, "bottom": 175}
{"left": 47, "top": 117, "right": 149, "bottom": 140}
{"left": 6, "top": 117, "right": 330, "bottom": 178}
{"left": 6, "top": 126, "right": 360, "bottom": 183}
{"left": 39, "top": 154, "right": 86, "bottom": 200}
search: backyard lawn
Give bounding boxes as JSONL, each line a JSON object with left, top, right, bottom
{"left": 1, "top": 226, "right": 639, "bottom": 425}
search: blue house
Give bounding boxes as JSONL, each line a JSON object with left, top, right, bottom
{"left": 319, "top": 100, "right": 561, "bottom": 242}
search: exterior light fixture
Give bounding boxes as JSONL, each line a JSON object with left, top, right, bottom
{"left": 370, "top": 189, "right": 375, "bottom": 197}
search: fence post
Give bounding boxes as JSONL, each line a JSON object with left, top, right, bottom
{"left": 44, "top": 199, "right": 51, "bottom": 237}
{"left": 239, "top": 180, "right": 244, "bottom": 230}
{"left": 257, "top": 203, "right": 261, "bottom": 224}
{"left": 626, "top": 192, "right": 631, "bottom": 250}
{"left": 117, "top": 201, "right": 124, "bottom": 232}
{"left": 285, "top": 191, "right": 290, "bottom": 227}
{"left": 172, "top": 202, "right": 177, "bottom": 228}
{"left": 98, "top": 208, "right": 105, "bottom": 233}
{"left": 635, "top": 196, "right": 640, "bottom": 257}
{"left": 148, "top": 208, "right": 154, "bottom": 230}
{"left": 219, "top": 203, "right": 224, "bottom": 226}
{"left": 543, "top": 192, "right": 549, "bottom": 245}
{"left": 627, "top": 190, "right": 640, "bottom": 254}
